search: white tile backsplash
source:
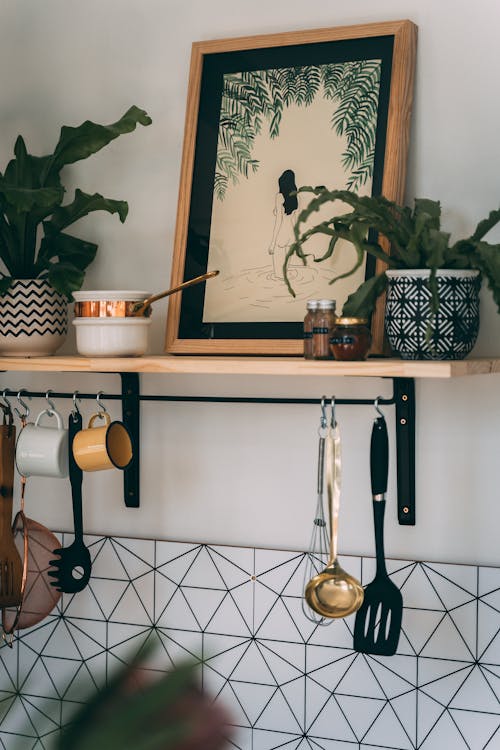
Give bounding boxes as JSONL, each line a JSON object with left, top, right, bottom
{"left": 1, "top": 535, "right": 500, "bottom": 749}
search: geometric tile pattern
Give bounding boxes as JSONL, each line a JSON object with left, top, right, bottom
{"left": 1, "top": 535, "right": 500, "bottom": 749}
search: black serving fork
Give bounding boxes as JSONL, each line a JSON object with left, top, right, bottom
{"left": 353, "top": 413, "right": 403, "bottom": 656}
{"left": 49, "top": 411, "right": 92, "bottom": 593}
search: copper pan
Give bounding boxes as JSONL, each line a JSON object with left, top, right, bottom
{"left": 73, "top": 270, "right": 219, "bottom": 318}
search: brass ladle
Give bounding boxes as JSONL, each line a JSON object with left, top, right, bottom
{"left": 305, "top": 421, "right": 364, "bottom": 619}
{"left": 131, "top": 270, "right": 219, "bottom": 316}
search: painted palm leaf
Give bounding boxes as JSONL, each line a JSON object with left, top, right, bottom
{"left": 213, "top": 60, "right": 381, "bottom": 199}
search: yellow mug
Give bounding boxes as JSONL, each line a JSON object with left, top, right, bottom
{"left": 72, "top": 412, "right": 133, "bottom": 471}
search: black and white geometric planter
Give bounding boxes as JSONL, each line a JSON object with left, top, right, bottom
{"left": 0, "top": 279, "right": 68, "bottom": 356}
{"left": 385, "top": 269, "right": 481, "bottom": 360}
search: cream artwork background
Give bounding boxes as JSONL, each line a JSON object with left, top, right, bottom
{"left": 203, "top": 63, "right": 381, "bottom": 324}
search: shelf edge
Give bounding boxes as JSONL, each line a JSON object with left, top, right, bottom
{"left": 0, "top": 355, "right": 499, "bottom": 378}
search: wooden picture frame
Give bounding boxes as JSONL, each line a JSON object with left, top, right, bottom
{"left": 165, "top": 20, "right": 417, "bottom": 355}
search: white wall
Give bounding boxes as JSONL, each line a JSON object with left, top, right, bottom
{"left": 1, "top": 0, "right": 500, "bottom": 566}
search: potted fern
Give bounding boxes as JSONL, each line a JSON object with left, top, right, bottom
{"left": 0, "top": 105, "right": 152, "bottom": 356}
{"left": 284, "top": 187, "right": 500, "bottom": 359}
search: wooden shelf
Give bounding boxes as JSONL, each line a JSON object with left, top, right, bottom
{"left": 0, "top": 355, "right": 498, "bottom": 378}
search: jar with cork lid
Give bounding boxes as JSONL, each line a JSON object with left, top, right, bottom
{"left": 303, "top": 299, "right": 319, "bottom": 359}
{"left": 312, "top": 299, "right": 336, "bottom": 359}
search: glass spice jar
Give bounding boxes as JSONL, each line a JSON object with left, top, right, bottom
{"left": 312, "top": 299, "right": 336, "bottom": 359}
{"left": 303, "top": 299, "right": 319, "bottom": 359}
{"left": 330, "top": 317, "right": 372, "bottom": 361}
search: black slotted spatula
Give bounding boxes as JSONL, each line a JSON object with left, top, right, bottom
{"left": 49, "top": 411, "right": 92, "bottom": 593}
{"left": 353, "top": 415, "right": 403, "bottom": 656}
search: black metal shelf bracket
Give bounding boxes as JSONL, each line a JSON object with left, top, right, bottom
{"left": 1, "top": 375, "right": 416, "bottom": 522}
{"left": 394, "top": 377, "right": 416, "bottom": 525}
{"left": 120, "top": 373, "right": 140, "bottom": 509}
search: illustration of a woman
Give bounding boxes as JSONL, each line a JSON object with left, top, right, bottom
{"left": 268, "top": 169, "right": 299, "bottom": 279}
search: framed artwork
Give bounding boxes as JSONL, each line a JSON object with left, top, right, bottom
{"left": 165, "top": 20, "right": 417, "bottom": 355}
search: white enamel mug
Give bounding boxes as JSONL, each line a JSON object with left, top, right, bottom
{"left": 16, "top": 408, "right": 69, "bottom": 478}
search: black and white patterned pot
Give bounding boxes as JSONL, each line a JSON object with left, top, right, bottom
{"left": 384, "top": 269, "right": 481, "bottom": 360}
{"left": 0, "top": 279, "right": 68, "bottom": 356}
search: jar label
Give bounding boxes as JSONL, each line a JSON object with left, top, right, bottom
{"left": 313, "top": 327, "right": 330, "bottom": 335}
{"left": 331, "top": 335, "right": 355, "bottom": 344}
{"left": 303, "top": 331, "right": 313, "bottom": 339}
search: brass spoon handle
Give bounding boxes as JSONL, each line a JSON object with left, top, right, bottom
{"left": 132, "top": 270, "right": 220, "bottom": 315}
{"left": 326, "top": 424, "right": 341, "bottom": 564}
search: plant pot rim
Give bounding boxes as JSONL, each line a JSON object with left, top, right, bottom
{"left": 386, "top": 268, "right": 480, "bottom": 278}
{"left": 9, "top": 278, "right": 58, "bottom": 284}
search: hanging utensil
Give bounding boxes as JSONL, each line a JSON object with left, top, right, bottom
{"left": 0, "top": 402, "right": 22, "bottom": 608}
{"left": 302, "top": 398, "right": 333, "bottom": 625}
{"left": 353, "top": 404, "right": 403, "bottom": 655}
{"left": 304, "top": 407, "right": 364, "bottom": 619}
{"left": 48, "top": 406, "right": 92, "bottom": 593}
{"left": 2, "top": 477, "right": 62, "bottom": 639}
{"left": 2, "top": 404, "right": 62, "bottom": 639}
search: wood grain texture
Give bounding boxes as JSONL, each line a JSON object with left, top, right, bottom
{"left": 190, "top": 20, "right": 416, "bottom": 54}
{"left": 165, "top": 21, "right": 418, "bottom": 356}
{"left": 0, "top": 356, "right": 497, "bottom": 378}
{"left": 164, "top": 41, "right": 203, "bottom": 354}
{"left": 372, "top": 20, "right": 418, "bottom": 355}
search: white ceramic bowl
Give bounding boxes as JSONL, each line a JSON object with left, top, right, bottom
{"left": 73, "top": 317, "right": 152, "bottom": 357}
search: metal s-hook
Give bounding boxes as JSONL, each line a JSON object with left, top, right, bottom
{"left": 45, "top": 389, "right": 56, "bottom": 415}
{"left": 374, "top": 396, "right": 385, "bottom": 419}
{"left": 14, "top": 389, "right": 31, "bottom": 420}
{"left": 330, "top": 396, "right": 336, "bottom": 429}
{"left": 0, "top": 388, "right": 14, "bottom": 431}
{"left": 318, "top": 396, "right": 328, "bottom": 436}
{"left": 72, "top": 390, "right": 81, "bottom": 417}
{"left": 1, "top": 389, "right": 11, "bottom": 410}
{"left": 96, "top": 391, "right": 108, "bottom": 418}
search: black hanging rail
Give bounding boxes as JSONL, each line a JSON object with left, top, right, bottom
{"left": 0, "top": 374, "right": 416, "bottom": 524}
{"left": 3, "top": 392, "right": 397, "bottom": 405}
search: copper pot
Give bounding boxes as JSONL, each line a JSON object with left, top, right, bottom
{"left": 73, "top": 271, "right": 219, "bottom": 319}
